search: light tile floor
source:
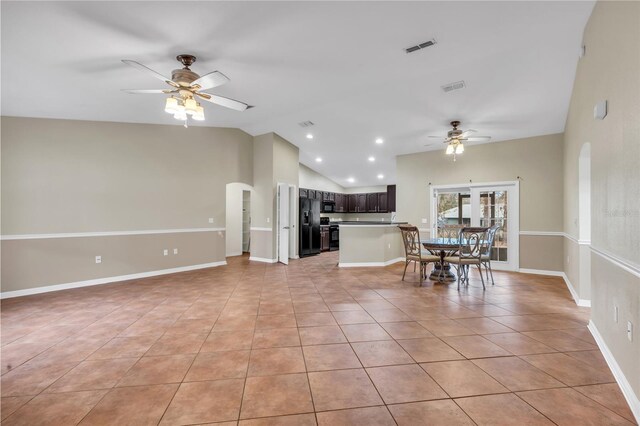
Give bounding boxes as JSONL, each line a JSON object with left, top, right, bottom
{"left": 1, "top": 252, "right": 636, "bottom": 425}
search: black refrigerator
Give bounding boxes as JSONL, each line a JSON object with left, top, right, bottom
{"left": 299, "top": 197, "right": 321, "bottom": 257}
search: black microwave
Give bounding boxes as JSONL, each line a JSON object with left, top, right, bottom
{"left": 322, "top": 201, "right": 336, "bottom": 213}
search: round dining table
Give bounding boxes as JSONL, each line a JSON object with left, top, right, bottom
{"left": 421, "top": 238, "right": 461, "bottom": 282}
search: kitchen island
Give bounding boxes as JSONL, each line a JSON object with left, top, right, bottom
{"left": 337, "top": 222, "right": 407, "bottom": 267}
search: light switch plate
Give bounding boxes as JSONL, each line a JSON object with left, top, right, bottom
{"left": 95, "top": 256, "right": 102, "bottom": 264}
{"left": 208, "top": 218, "right": 214, "bottom": 224}
{"left": 628, "top": 321, "right": 633, "bottom": 342}
{"left": 173, "top": 248, "right": 178, "bottom": 255}
{"left": 163, "top": 249, "right": 168, "bottom": 256}
{"left": 421, "top": 218, "right": 427, "bottom": 224}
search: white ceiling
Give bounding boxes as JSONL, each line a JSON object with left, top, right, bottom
{"left": 1, "top": 1, "right": 594, "bottom": 187}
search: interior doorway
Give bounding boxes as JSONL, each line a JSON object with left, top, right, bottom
{"left": 225, "top": 183, "right": 253, "bottom": 257}
{"left": 242, "top": 190, "right": 251, "bottom": 253}
{"left": 430, "top": 181, "right": 520, "bottom": 271}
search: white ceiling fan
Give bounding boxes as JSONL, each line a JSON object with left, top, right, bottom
{"left": 426, "top": 120, "right": 491, "bottom": 161}
{"left": 122, "top": 54, "right": 252, "bottom": 127}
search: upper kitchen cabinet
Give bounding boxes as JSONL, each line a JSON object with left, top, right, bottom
{"left": 378, "top": 192, "right": 388, "bottom": 213}
{"left": 366, "top": 193, "right": 379, "bottom": 212}
{"left": 387, "top": 185, "right": 396, "bottom": 212}
{"left": 357, "top": 194, "right": 367, "bottom": 212}
{"left": 347, "top": 194, "right": 357, "bottom": 212}
{"left": 335, "top": 193, "right": 346, "bottom": 212}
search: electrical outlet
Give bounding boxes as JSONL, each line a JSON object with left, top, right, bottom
{"left": 208, "top": 218, "right": 214, "bottom": 224}
{"left": 421, "top": 218, "right": 427, "bottom": 224}
{"left": 173, "top": 248, "right": 178, "bottom": 255}
{"left": 614, "top": 306, "right": 619, "bottom": 323}
{"left": 163, "top": 249, "right": 168, "bottom": 256}
{"left": 388, "top": 243, "right": 391, "bottom": 249}
{"left": 95, "top": 256, "right": 102, "bottom": 264}
{"left": 628, "top": 321, "right": 633, "bottom": 342}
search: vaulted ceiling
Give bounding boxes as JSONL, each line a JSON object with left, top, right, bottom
{"left": 1, "top": 1, "right": 594, "bottom": 186}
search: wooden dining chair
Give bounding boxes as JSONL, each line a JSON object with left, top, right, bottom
{"left": 444, "top": 227, "right": 488, "bottom": 290}
{"left": 398, "top": 225, "right": 440, "bottom": 285}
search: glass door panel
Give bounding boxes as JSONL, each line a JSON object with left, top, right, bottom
{"left": 475, "top": 189, "right": 510, "bottom": 265}
{"left": 435, "top": 191, "right": 469, "bottom": 238}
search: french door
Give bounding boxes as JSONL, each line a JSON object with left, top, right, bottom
{"left": 431, "top": 181, "right": 519, "bottom": 271}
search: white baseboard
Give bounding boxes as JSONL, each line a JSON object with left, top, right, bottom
{"left": 249, "top": 256, "right": 278, "bottom": 263}
{"left": 518, "top": 268, "right": 590, "bottom": 307}
{"left": 226, "top": 252, "right": 243, "bottom": 257}
{"left": 0, "top": 261, "right": 227, "bottom": 299}
{"left": 588, "top": 320, "right": 640, "bottom": 423}
{"left": 518, "top": 267, "right": 564, "bottom": 277}
{"left": 339, "top": 257, "right": 405, "bottom": 268}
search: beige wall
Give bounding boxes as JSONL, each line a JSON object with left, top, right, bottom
{"left": 249, "top": 132, "right": 299, "bottom": 261}
{"left": 272, "top": 133, "right": 300, "bottom": 257}
{"left": 563, "top": 1, "right": 640, "bottom": 399}
{"left": 2, "top": 231, "right": 225, "bottom": 294}
{"left": 519, "top": 235, "right": 564, "bottom": 271}
{"left": 1, "top": 117, "right": 253, "bottom": 233}
{"left": 299, "top": 163, "right": 345, "bottom": 193}
{"left": 396, "top": 133, "right": 565, "bottom": 271}
{"left": 1, "top": 117, "right": 254, "bottom": 293}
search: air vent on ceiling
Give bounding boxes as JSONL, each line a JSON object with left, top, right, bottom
{"left": 405, "top": 39, "right": 437, "bottom": 54}
{"left": 298, "top": 121, "right": 314, "bottom": 127}
{"left": 441, "top": 80, "right": 466, "bottom": 93}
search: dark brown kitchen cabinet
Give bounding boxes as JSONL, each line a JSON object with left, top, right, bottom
{"left": 347, "top": 194, "right": 357, "bottom": 212}
{"left": 320, "top": 226, "right": 330, "bottom": 252}
{"left": 335, "top": 193, "right": 345, "bottom": 212}
{"left": 326, "top": 192, "right": 335, "bottom": 202}
{"left": 357, "top": 194, "right": 367, "bottom": 212}
{"left": 378, "top": 192, "right": 388, "bottom": 213}
{"left": 367, "top": 193, "right": 379, "bottom": 212}
{"left": 387, "top": 185, "right": 396, "bottom": 212}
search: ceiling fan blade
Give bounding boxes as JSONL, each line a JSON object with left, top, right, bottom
{"left": 190, "top": 71, "right": 230, "bottom": 90}
{"left": 197, "top": 92, "right": 251, "bottom": 111}
{"left": 122, "top": 89, "right": 176, "bottom": 94}
{"left": 459, "top": 129, "right": 477, "bottom": 138}
{"left": 466, "top": 136, "right": 491, "bottom": 141}
{"left": 427, "top": 136, "right": 445, "bottom": 139}
{"left": 121, "top": 60, "right": 179, "bottom": 88}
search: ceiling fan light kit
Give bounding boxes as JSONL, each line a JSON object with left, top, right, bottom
{"left": 428, "top": 120, "right": 490, "bottom": 161}
{"left": 122, "top": 54, "right": 250, "bottom": 127}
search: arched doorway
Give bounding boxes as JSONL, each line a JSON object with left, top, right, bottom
{"left": 226, "top": 183, "right": 253, "bottom": 257}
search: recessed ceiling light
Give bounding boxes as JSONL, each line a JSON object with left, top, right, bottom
{"left": 347, "top": 177, "right": 355, "bottom": 183}
{"left": 368, "top": 156, "right": 375, "bottom": 162}
{"left": 375, "top": 138, "right": 384, "bottom": 144}
{"left": 377, "top": 174, "right": 384, "bottom": 179}
{"left": 306, "top": 133, "right": 313, "bottom": 140}
{"left": 315, "top": 157, "right": 322, "bottom": 163}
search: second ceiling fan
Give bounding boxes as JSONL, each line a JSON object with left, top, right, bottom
{"left": 427, "top": 121, "right": 491, "bottom": 161}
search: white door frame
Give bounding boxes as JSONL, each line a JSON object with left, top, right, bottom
{"left": 429, "top": 180, "right": 520, "bottom": 271}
